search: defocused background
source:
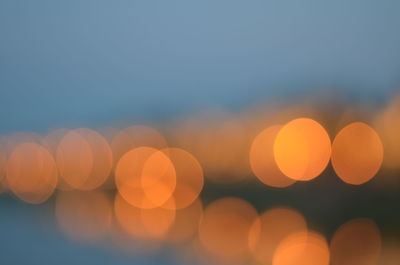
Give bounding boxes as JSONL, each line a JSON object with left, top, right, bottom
{"left": 1, "top": 1, "right": 400, "bottom": 265}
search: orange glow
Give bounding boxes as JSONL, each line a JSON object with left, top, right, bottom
{"left": 249, "top": 125, "right": 296, "bottom": 188}
{"left": 167, "top": 198, "right": 203, "bottom": 243}
{"left": 56, "top": 130, "right": 94, "bottom": 189}
{"left": 373, "top": 96, "right": 400, "bottom": 171}
{"left": 274, "top": 118, "right": 331, "bottom": 181}
{"left": 115, "top": 147, "right": 176, "bottom": 209}
{"left": 331, "top": 122, "right": 383, "bottom": 185}
{"left": 248, "top": 207, "right": 307, "bottom": 264}
{"left": 0, "top": 149, "right": 6, "bottom": 186}
{"left": 159, "top": 148, "right": 204, "bottom": 210}
{"left": 330, "top": 218, "right": 381, "bottom": 265}
{"left": 114, "top": 194, "right": 175, "bottom": 240}
{"left": 111, "top": 125, "right": 167, "bottom": 167}
{"left": 198, "top": 197, "right": 258, "bottom": 262}
{"left": 74, "top": 128, "right": 113, "bottom": 190}
{"left": 55, "top": 191, "right": 112, "bottom": 243}
{"left": 272, "top": 230, "right": 330, "bottom": 265}
{"left": 173, "top": 114, "right": 251, "bottom": 184}
{"left": 6, "top": 142, "right": 57, "bottom": 204}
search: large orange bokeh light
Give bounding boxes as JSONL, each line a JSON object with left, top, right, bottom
{"left": 250, "top": 125, "right": 296, "bottom": 188}
{"left": 198, "top": 197, "right": 258, "bottom": 262}
{"left": 274, "top": 118, "right": 331, "bottom": 181}
{"left": 7, "top": 142, "right": 58, "bottom": 204}
{"left": 331, "top": 122, "right": 383, "bottom": 185}
{"left": 330, "top": 218, "right": 381, "bottom": 265}
{"left": 115, "top": 147, "right": 176, "bottom": 209}
{"left": 248, "top": 207, "right": 307, "bottom": 264}
{"left": 272, "top": 230, "right": 330, "bottom": 265}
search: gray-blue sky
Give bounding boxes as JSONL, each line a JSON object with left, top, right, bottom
{"left": 1, "top": 0, "right": 400, "bottom": 133}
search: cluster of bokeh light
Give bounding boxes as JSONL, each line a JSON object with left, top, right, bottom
{"left": 1, "top": 95, "right": 400, "bottom": 264}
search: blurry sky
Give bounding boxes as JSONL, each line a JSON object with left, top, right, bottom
{"left": 1, "top": 0, "right": 400, "bottom": 133}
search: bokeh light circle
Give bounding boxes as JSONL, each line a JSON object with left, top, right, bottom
{"left": 331, "top": 122, "right": 383, "bottom": 185}
{"left": 7, "top": 142, "right": 58, "bottom": 204}
{"left": 250, "top": 125, "right": 296, "bottom": 188}
{"left": 274, "top": 118, "right": 331, "bottom": 181}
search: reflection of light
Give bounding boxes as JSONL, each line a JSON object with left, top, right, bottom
{"left": 167, "top": 198, "right": 203, "bottom": 243}
{"left": 111, "top": 125, "right": 167, "bottom": 167}
{"left": 273, "top": 230, "right": 330, "bottom": 265}
{"left": 248, "top": 207, "right": 307, "bottom": 264}
{"left": 114, "top": 194, "right": 175, "bottom": 240}
{"left": 56, "top": 130, "right": 94, "bottom": 189}
{"left": 331, "top": 122, "right": 383, "bottom": 185}
{"left": 330, "top": 218, "right": 381, "bottom": 265}
{"left": 250, "top": 125, "right": 296, "bottom": 188}
{"left": 159, "top": 148, "right": 204, "bottom": 210}
{"left": 198, "top": 197, "right": 257, "bottom": 262}
{"left": 115, "top": 147, "right": 176, "bottom": 209}
{"left": 7, "top": 142, "right": 57, "bottom": 204}
{"left": 274, "top": 118, "right": 331, "bottom": 181}
{"left": 55, "top": 191, "right": 112, "bottom": 243}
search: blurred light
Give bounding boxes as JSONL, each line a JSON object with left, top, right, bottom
{"left": 55, "top": 191, "right": 112, "bottom": 243}
{"left": 330, "top": 218, "right": 381, "bottom": 265}
{"left": 274, "top": 118, "right": 331, "bottom": 181}
{"left": 331, "top": 122, "right": 383, "bottom": 185}
{"left": 248, "top": 207, "right": 307, "bottom": 264}
{"left": 172, "top": 113, "right": 251, "bottom": 184}
{"left": 74, "top": 128, "right": 113, "bottom": 190}
{"left": 272, "top": 230, "right": 330, "bottom": 265}
{"left": 56, "top": 130, "right": 94, "bottom": 189}
{"left": 111, "top": 125, "right": 167, "bottom": 167}
{"left": 159, "top": 148, "right": 204, "bottom": 210}
{"left": 373, "top": 96, "right": 400, "bottom": 171}
{"left": 198, "top": 197, "right": 258, "bottom": 262}
{"left": 167, "top": 198, "right": 203, "bottom": 243}
{"left": 249, "top": 125, "right": 296, "bottom": 188}
{"left": 114, "top": 194, "right": 175, "bottom": 240}
{"left": 6, "top": 142, "right": 57, "bottom": 204}
{"left": 115, "top": 147, "right": 176, "bottom": 209}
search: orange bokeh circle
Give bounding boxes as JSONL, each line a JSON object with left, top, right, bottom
{"left": 331, "top": 122, "right": 383, "bottom": 185}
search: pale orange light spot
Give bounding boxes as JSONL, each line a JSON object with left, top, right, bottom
{"left": 115, "top": 147, "right": 176, "bottom": 209}
{"left": 373, "top": 97, "right": 400, "bottom": 171}
{"left": 331, "top": 122, "right": 383, "bottom": 185}
{"left": 6, "top": 142, "right": 58, "bottom": 204}
{"left": 249, "top": 125, "right": 296, "bottom": 188}
{"left": 272, "top": 230, "right": 330, "bottom": 265}
{"left": 74, "top": 128, "right": 113, "bottom": 190}
{"left": 114, "top": 194, "right": 175, "bottom": 240}
{"left": 274, "top": 118, "right": 331, "bottom": 181}
{"left": 198, "top": 197, "right": 258, "bottom": 262}
{"left": 159, "top": 148, "right": 204, "bottom": 210}
{"left": 167, "top": 198, "right": 203, "bottom": 243}
{"left": 330, "top": 218, "right": 381, "bottom": 265}
{"left": 111, "top": 125, "right": 167, "bottom": 167}
{"left": 173, "top": 114, "right": 251, "bottom": 184}
{"left": 55, "top": 191, "right": 112, "bottom": 243}
{"left": 248, "top": 207, "right": 307, "bottom": 264}
{"left": 56, "top": 130, "right": 94, "bottom": 189}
